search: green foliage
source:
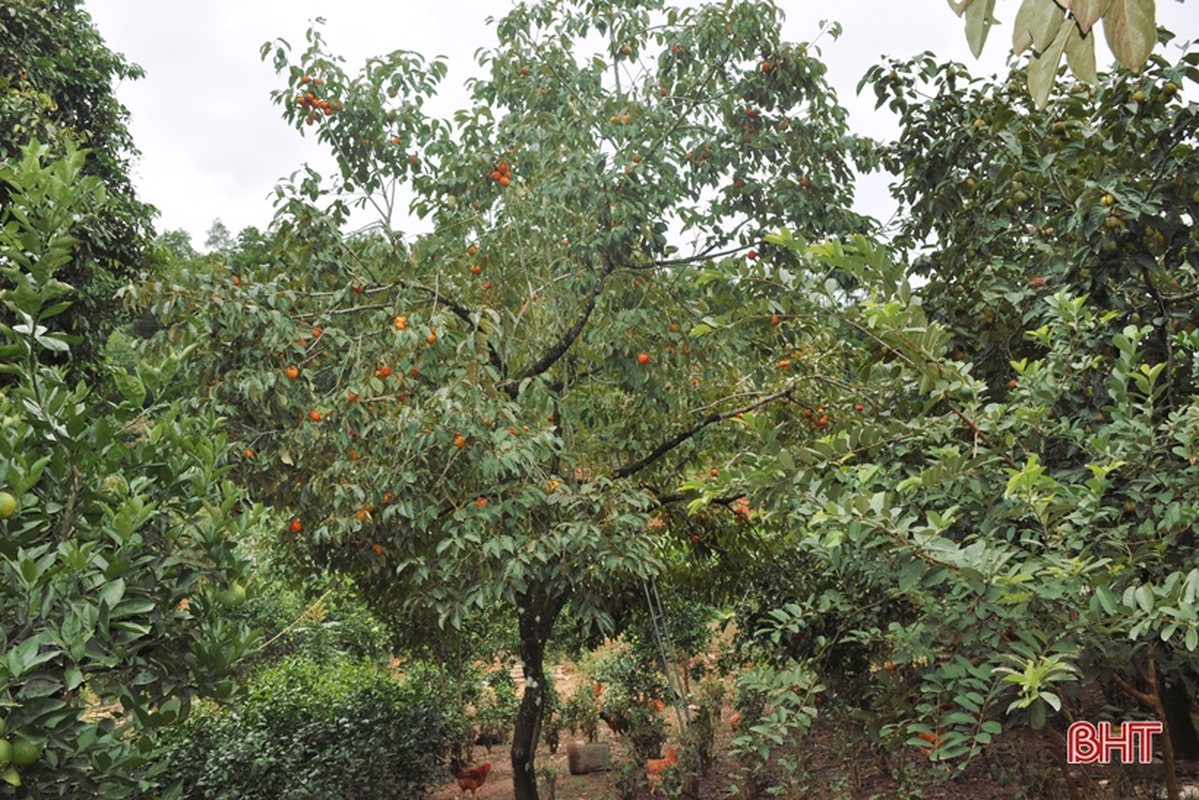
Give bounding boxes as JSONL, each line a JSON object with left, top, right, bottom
{"left": 680, "top": 677, "right": 724, "bottom": 776}
{"left": 232, "top": 575, "right": 391, "bottom": 672}
{"left": 588, "top": 641, "right": 667, "bottom": 707}
{"left": 0, "top": 143, "right": 256, "bottom": 796}
{"left": 475, "top": 667, "right": 521, "bottom": 747}
{"left": 144, "top": 5, "right": 875, "bottom": 796}
{"left": 560, "top": 679, "right": 599, "bottom": 742}
{"left": 726, "top": 661, "right": 821, "bottom": 796}
{"left": 947, "top": 0, "right": 1162, "bottom": 106}
{"left": 159, "top": 656, "right": 458, "bottom": 800}
{"left": 864, "top": 39, "right": 1198, "bottom": 384}
{"left": 0, "top": 0, "right": 156, "bottom": 364}
{"left": 719, "top": 220, "right": 1199, "bottom": 779}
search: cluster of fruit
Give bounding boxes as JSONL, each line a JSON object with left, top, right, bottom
{"left": 489, "top": 160, "right": 513, "bottom": 187}
{"left": 295, "top": 75, "right": 340, "bottom": 125}
{"left": 0, "top": 718, "right": 43, "bottom": 788}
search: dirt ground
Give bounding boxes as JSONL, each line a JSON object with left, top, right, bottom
{"left": 431, "top": 720, "right": 1199, "bottom": 800}
{"left": 427, "top": 659, "right": 1199, "bottom": 800}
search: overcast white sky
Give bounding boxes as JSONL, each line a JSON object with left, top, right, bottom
{"left": 83, "top": 1, "right": 1197, "bottom": 247}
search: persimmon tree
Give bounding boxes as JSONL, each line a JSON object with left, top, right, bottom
{"left": 142, "top": 1, "right": 874, "bottom": 796}
{"left": 0, "top": 144, "right": 257, "bottom": 797}
{"left": 945, "top": 0, "right": 1172, "bottom": 106}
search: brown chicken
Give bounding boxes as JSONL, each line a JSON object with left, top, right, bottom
{"left": 646, "top": 744, "right": 678, "bottom": 794}
{"left": 599, "top": 706, "right": 628, "bottom": 736}
{"left": 453, "top": 761, "right": 492, "bottom": 799}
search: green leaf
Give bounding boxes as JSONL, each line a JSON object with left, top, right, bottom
{"left": 1064, "top": 20, "right": 1098, "bottom": 84}
{"left": 1030, "top": 700, "right": 1046, "bottom": 729}
{"left": 1027, "top": 17, "right": 1072, "bottom": 108}
{"left": 1095, "top": 585, "right": 1118, "bottom": 615}
{"left": 1071, "top": 0, "right": 1112, "bottom": 34}
{"left": 98, "top": 578, "right": 126, "bottom": 610}
{"left": 1102, "top": 0, "right": 1156, "bottom": 70}
{"left": 965, "top": 0, "right": 998, "bottom": 58}
{"left": 1012, "top": 0, "right": 1065, "bottom": 55}
{"left": 114, "top": 371, "right": 146, "bottom": 407}
{"left": 1135, "top": 583, "right": 1154, "bottom": 614}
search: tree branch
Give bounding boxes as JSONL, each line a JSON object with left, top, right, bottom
{"left": 408, "top": 281, "right": 509, "bottom": 384}
{"left": 611, "top": 386, "right": 792, "bottom": 479}
{"left": 502, "top": 260, "right": 615, "bottom": 394}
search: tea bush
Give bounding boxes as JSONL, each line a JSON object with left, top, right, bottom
{"left": 160, "top": 656, "right": 457, "bottom": 800}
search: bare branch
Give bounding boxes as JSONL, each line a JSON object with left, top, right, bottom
{"left": 611, "top": 387, "right": 792, "bottom": 479}
{"left": 503, "top": 261, "right": 616, "bottom": 393}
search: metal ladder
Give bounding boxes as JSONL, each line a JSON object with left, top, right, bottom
{"left": 643, "top": 577, "right": 689, "bottom": 734}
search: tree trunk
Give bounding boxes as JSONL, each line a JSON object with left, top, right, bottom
{"left": 511, "top": 586, "right": 569, "bottom": 800}
{"left": 1113, "top": 644, "right": 1180, "bottom": 800}
{"left": 1161, "top": 673, "right": 1199, "bottom": 761}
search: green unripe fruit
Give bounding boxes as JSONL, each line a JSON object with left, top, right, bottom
{"left": 0, "top": 492, "right": 14, "bottom": 519}
{"left": 219, "top": 583, "right": 247, "bottom": 608}
{"left": 10, "top": 738, "right": 42, "bottom": 767}
{"left": 0, "top": 740, "right": 10, "bottom": 770}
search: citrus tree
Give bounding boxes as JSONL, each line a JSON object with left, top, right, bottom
{"left": 0, "top": 142, "right": 258, "bottom": 797}
{"left": 0, "top": 0, "right": 156, "bottom": 364}
{"left": 697, "top": 41, "right": 1199, "bottom": 797}
{"left": 142, "top": 1, "right": 875, "bottom": 796}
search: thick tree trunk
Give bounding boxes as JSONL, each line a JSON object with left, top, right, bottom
{"left": 511, "top": 586, "right": 569, "bottom": 800}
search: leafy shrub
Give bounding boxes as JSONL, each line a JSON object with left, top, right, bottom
{"left": 159, "top": 656, "right": 456, "bottom": 800}
{"left": 474, "top": 667, "right": 519, "bottom": 749}
{"left": 230, "top": 576, "right": 390, "bottom": 673}
{"left": 0, "top": 143, "right": 257, "bottom": 798}
{"left": 727, "top": 662, "right": 822, "bottom": 799}
{"left": 588, "top": 641, "right": 668, "bottom": 705}
{"left": 540, "top": 675, "right": 562, "bottom": 753}
{"left": 561, "top": 680, "right": 599, "bottom": 742}
{"left": 622, "top": 701, "right": 667, "bottom": 760}
{"left": 682, "top": 677, "right": 725, "bottom": 776}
